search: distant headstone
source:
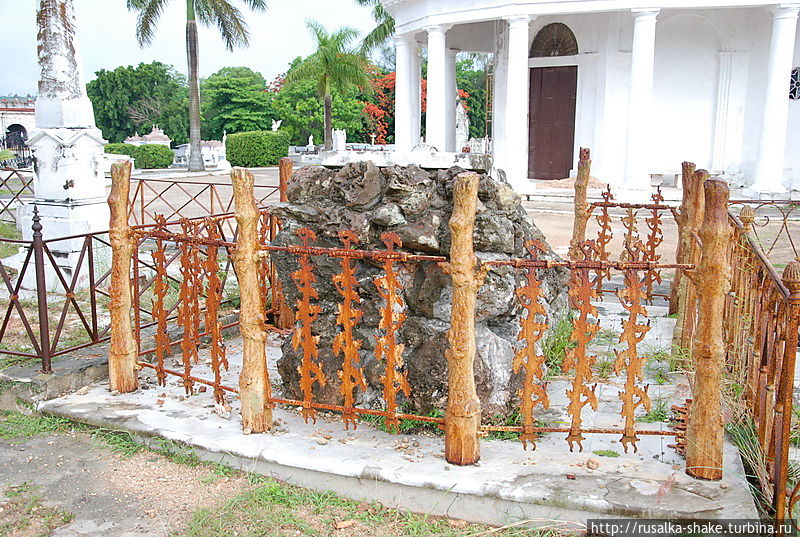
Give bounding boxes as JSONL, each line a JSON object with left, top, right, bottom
{"left": 307, "top": 135, "right": 314, "bottom": 151}
{"left": 332, "top": 129, "right": 347, "bottom": 151}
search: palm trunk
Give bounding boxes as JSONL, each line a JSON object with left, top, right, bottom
{"left": 186, "top": 16, "right": 205, "bottom": 172}
{"left": 324, "top": 93, "right": 333, "bottom": 151}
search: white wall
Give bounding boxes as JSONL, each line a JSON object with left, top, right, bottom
{"left": 652, "top": 14, "right": 720, "bottom": 170}
{"left": 785, "top": 20, "right": 800, "bottom": 188}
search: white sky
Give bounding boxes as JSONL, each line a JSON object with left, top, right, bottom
{"left": 1, "top": 0, "right": 377, "bottom": 95}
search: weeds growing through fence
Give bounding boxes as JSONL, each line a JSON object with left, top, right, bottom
{"left": 542, "top": 311, "right": 575, "bottom": 375}
{"left": 637, "top": 398, "right": 669, "bottom": 423}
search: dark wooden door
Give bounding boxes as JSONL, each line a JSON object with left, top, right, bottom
{"left": 528, "top": 66, "right": 577, "bottom": 180}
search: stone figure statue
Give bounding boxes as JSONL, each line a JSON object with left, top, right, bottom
{"left": 271, "top": 119, "right": 282, "bottom": 131}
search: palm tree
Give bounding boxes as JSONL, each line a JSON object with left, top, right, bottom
{"left": 126, "top": 0, "right": 267, "bottom": 172}
{"left": 286, "top": 20, "right": 372, "bottom": 151}
{"left": 354, "top": 0, "right": 394, "bottom": 53}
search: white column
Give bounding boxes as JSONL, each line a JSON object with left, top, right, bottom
{"left": 622, "top": 9, "right": 659, "bottom": 194}
{"left": 394, "top": 33, "right": 414, "bottom": 151}
{"left": 712, "top": 50, "right": 734, "bottom": 170}
{"left": 425, "top": 24, "right": 450, "bottom": 151}
{"left": 503, "top": 15, "right": 532, "bottom": 190}
{"left": 445, "top": 49, "right": 458, "bottom": 152}
{"left": 751, "top": 6, "right": 800, "bottom": 193}
{"left": 411, "top": 43, "right": 422, "bottom": 146}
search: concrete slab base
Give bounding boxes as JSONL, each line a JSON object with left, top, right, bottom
{"left": 39, "top": 379, "right": 758, "bottom": 530}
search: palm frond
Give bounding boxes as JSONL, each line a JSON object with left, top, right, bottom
{"left": 196, "top": 0, "right": 250, "bottom": 50}
{"left": 360, "top": 18, "right": 394, "bottom": 52}
{"left": 127, "top": 0, "right": 170, "bottom": 47}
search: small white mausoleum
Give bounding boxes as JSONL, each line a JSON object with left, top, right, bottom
{"left": 384, "top": 0, "right": 800, "bottom": 196}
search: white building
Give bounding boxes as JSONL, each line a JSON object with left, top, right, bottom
{"left": 385, "top": 0, "right": 800, "bottom": 196}
{"left": 124, "top": 125, "right": 172, "bottom": 147}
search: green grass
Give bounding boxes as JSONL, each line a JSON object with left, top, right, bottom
{"left": 359, "top": 406, "right": 445, "bottom": 436}
{"left": 173, "top": 475, "right": 558, "bottom": 537}
{"left": 541, "top": 311, "right": 576, "bottom": 375}
{"left": 592, "top": 449, "right": 620, "bottom": 458}
{"left": 0, "top": 220, "right": 21, "bottom": 258}
{"left": 0, "top": 410, "right": 71, "bottom": 441}
{"left": 637, "top": 398, "right": 670, "bottom": 423}
{"left": 0, "top": 483, "right": 74, "bottom": 536}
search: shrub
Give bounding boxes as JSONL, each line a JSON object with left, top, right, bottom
{"left": 226, "top": 131, "right": 290, "bottom": 167}
{"left": 104, "top": 143, "right": 139, "bottom": 156}
{"left": 133, "top": 144, "right": 174, "bottom": 169}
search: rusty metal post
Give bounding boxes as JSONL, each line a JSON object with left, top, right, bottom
{"left": 685, "top": 176, "right": 730, "bottom": 481}
{"left": 279, "top": 157, "right": 292, "bottom": 202}
{"left": 31, "top": 208, "right": 52, "bottom": 374}
{"left": 570, "top": 148, "right": 592, "bottom": 261}
{"left": 443, "top": 172, "right": 486, "bottom": 465}
{"left": 773, "top": 261, "right": 800, "bottom": 520}
{"left": 231, "top": 167, "right": 273, "bottom": 432}
{"left": 108, "top": 161, "right": 139, "bottom": 393}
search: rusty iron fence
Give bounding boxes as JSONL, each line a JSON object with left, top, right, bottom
{"left": 103, "top": 158, "right": 699, "bottom": 470}
{"left": 0, "top": 211, "right": 112, "bottom": 372}
{"left": 0, "top": 168, "right": 34, "bottom": 223}
{"left": 127, "top": 176, "right": 281, "bottom": 226}
{"left": 0, "top": 170, "right": 283, "bottom": 373}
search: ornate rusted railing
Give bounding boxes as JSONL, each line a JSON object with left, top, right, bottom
{"left": 104, "top": 164, "right": 698, "bottom": 469}
{"left": 668, "top": 166, "right": 800, "bottom": 518}
{"left": 570, "top": 150, "right": 674, "bottom": 302}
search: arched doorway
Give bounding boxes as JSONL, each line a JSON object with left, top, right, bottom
{"left": 528, "top": 23, "right": 578, "bottom": 179}
{"left": 5, "top": 124, "right": 27, "bottom": 149}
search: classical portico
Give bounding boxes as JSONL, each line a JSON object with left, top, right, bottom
{"left": 385, "top": 0, "right": 800, "bottom": 197}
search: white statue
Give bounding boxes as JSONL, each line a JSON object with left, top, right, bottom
{"left": 271, "top": 119, "right": 282, "bottom": 131}
{"left": 455, "top": 100, "right": 470, "bottom": 153}
{"left": 306, "top": 135, "right": 314, "bottom": 151}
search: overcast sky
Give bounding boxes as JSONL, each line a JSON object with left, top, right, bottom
{"left": 2, "top": 0, "right": 377, "bottom": 95}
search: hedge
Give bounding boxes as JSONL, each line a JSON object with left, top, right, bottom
{"left": 104, "top": 143, "right": 139, "bottom": 156}
{"left": 133, "top": 144, "right": 174, "bottom": 169}
{"left": 226, "top": 131, "right": 290, "bottom": 167}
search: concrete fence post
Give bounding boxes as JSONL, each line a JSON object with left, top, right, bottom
{"left": 108, "top": 161, "right": 139, "bottom": 393}
{"left": 570, "top": 148, "right": 592, "bottom": 261}
{"left": 443, "top": 171, "right": 486, "bottom": 465}
{"left": 231, "top": 167, "right": 273, "bottom": 432}
{"left": 685, "top": 176, "right": 730, "bottom": 481}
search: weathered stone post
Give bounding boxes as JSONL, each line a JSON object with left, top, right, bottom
{"left": 231, "top": 167, "right": 273, "bottom": 432}
{"left": 685, "top": 176, "right": 730, "bottom": 481}
{"left": 570, "top": 148, "right": 592, "bottom": 261}
{"left": 773, "top": 261, "right": 800, "bottom": 519}
{"left": 669, "top": 162, "right": 697, "bottom": 315}
{"left": 108, "top": 161, "right": 138, "bottom": 393}
{"left": 671, "top": 164, "right": 705, "bottom": 352}
{"left": 443, "top": 172, "right": 486, "bottom": 465}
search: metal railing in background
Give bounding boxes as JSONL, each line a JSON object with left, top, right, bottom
{"left": 0, "top": 168, "right": 34, "bottom": 223}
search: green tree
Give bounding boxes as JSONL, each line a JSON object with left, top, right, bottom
{"left": 201, "top": 66, "right": 273, "bottom": 139}
{"left": 126, "top": 0, "right": 267, "bottom": 171}
{"left": 271, "top": 75, "right": 369, "bottom": 147}
{"left": 354, "top": 0, "right": 394, "bottom": 53}
{"left": 86, "top": 62, "right": 189, "bottom": 145}
{"left": 456, "top": 57, "right": 488, "bottom": 139}
{"left": 285, "top": 20, "right": 371, "bottom": 150}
